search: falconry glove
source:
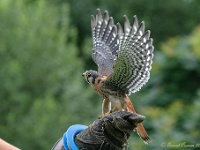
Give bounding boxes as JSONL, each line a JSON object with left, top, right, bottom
{"left": 51, "top": 111, "right": 145, "bottom": 150}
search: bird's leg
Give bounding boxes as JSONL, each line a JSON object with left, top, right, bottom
{"left": 102, "top": 98, "right": 111, "bottom": 115}
{"left": 99, "top": 98, "right": 111, "bottom": 119}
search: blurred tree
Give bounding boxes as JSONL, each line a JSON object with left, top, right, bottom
{"left": 152, "top": 26, "right": 200, "bottom": 106}
{"left": 0, "top": 0, "right": 100, "bottom": 149}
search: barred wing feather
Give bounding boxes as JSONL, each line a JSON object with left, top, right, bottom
{"left": 91, "top": 9, "right": 120, "bottom": 76}
{"left": 105, "top": 15, "right": 154, "bottom": 95}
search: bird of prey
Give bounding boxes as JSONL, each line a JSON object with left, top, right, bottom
{"left": 82, "top": 8, "right": 154, "bottom": 144}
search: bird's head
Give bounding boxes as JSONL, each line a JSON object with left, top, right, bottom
{"left": 82, "top": 70, "right": 101, "bottom": 85}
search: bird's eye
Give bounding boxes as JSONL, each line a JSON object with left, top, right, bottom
{"left": 87, "top": 73, "right": 91, "bottom": 77}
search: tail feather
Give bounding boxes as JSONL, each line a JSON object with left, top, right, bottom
{"left": 137, "top": 123, "right": 151, "bottom": 144}
{"left": 125, "top": 95, "right": 151, "bottom": 144}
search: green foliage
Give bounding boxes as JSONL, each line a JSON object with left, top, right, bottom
{"left": 0, "top": 0, "right": 100, "bottom": 149}
{"left": 0, "top": 0, "right": 200, "bottom": 150}
{"left": 153, "top": 28, "right": 200, "bottom": 106}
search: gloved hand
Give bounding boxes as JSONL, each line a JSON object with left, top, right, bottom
{"left": 51, "top": 111, "right": 145, "bottom": 150}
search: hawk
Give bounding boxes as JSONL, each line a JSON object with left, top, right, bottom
{"left": 82, "top": 8, "right": 154, "bottom": 144}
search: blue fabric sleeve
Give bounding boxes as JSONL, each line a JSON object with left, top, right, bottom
{"left": 63, "top": 124, "right": 88, "bottom": 150}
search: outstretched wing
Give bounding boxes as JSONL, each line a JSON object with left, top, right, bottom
{"left": 105, "top": 15, "right": 154, "bottom": 95}
{"left": 91, "top": 9, "right": 120, "bottom": 76}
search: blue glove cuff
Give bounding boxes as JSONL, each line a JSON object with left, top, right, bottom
{"left": 63, "top": 124, "right": 88, "bottom": 150}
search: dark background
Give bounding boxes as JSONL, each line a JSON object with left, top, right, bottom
{"left": 0, "top": 0, "right": 200, "bottom": 149}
